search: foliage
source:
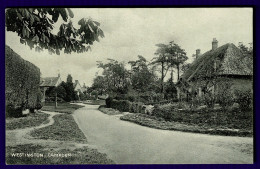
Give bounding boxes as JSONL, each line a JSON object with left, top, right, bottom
{"left": 238, "top": 42, "right": 253, "bottom": 56}
{"left": 202, "top": 92, "right": 216, "bottom": 109}
{"left": 90, "top": 90, "right": 98, "bottom": 100}
{"left": 110, "top": 99, "right": 132, "bottom": 112}
{"left": 48, "top": 85, "right": 67, "bottom": 99}
{"left": 97, "top": 59, "right": 130, "bottom": 95}
{"left": 150, "top": 103, "right": 253, "bottom": 132}
{"left": 151, "top": 44, "right": 171, "bottom": 93}
{"left": 130, "top": 102, "right": 145, "bottom": 114}
{"left": 164, "top": 78, "right": 177, "bottom": 100}
{"left": 105, "top": 97, "right": 113, "bottom": 108}
{"left": 234, "top": 89, "right": 253, "bottom": 111}
{"left": 120, "top": 112, "right": 252, "bottom": 137}
{"left": 5, "top": 45, "right": 42, "bottom": 117}
{"left": 151, "top": 41, "right": 188, "bottom": 94}
{"left": 167, "top": 41, "right": 188, "bottom": 80}
{"left": 45, "top": 96, "right": 65, "bottom": 103}
{"left": 5, "top": 8, "right": 104, "bottom": 54}
{"left": 129, "top": 55, "right": 156, "bottom": 93}
{"left": 63, "top": 74, "right": 76, "bottom": 102}
{"left": 216, "top": 82, "right": 234, "bottom": 110}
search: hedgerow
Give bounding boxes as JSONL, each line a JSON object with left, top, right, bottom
{"left": 5, "top": 45, "right": 42, "bottom": 117}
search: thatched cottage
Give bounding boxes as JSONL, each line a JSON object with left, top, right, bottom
{"left": 176, "top": 38, "right": 253, "bottom": 100}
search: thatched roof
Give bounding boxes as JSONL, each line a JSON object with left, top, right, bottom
{"left": 181, "top": 43, "right": 253, "bottom": 82}
{"left": 40, "top": 77, "right": 60, "bottom": 87}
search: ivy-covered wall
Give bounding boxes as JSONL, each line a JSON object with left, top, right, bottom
{"left": 5, "top": 45, "right": 42, "bottom": 115}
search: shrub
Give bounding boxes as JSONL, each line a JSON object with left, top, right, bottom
{"left": 130, "top": 102, "right": 144, "bottom": 113}
{"left": 110, "top": 99, "right": 132, "bottom": 112}
{"left": 189, "top": 97, "right": 201, "bottom": 110}
{"left": 6, "top": 104, "right": 23, "bottom": 118}
{"left": 152, "top": 107, "right": 173, "bottom": 121}
{"left": 217, "top": 91, "right": 234, "bottom": 111}
{"left": 214, "top": 81, "right": 234, "bottom": 110}
{"left": 105, "top": 97, "right": 113, "bottom": 108}
{"left": 234, "top": 89, "right": 253, "bottom": 111}
{"left": 202, "top": 92, "right": 215, "bottom": 109}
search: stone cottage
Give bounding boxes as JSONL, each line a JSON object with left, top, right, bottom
{"left": 176, "top": 38, "right": 253, "bottom": 101}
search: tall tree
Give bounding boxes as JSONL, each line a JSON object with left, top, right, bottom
{"left": 151, "top": 44, "right": 171, "bottom": 94}
{"left": 5, "top": 8, "right": 104, "bottom": 54}
{"left": 128, "top": 55, "right": 155, "bottom": 93}
{"left": 97, "top": 59, "right": 130, "bottom": 95}
{"left": 64, "top": 74, "right": 75, "bottom": 102}
{"left": 167, "top": 41, "right": 188, "bottom": 80}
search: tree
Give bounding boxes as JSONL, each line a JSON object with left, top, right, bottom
{"left": 63, "top": 74, "right": 76, "bottom": 102}
{"left": 128, "top": 55, "right": 155, "bottom": 93}
{"left": 49, "top": 83, "right": 67, "bottom": 100}
{"left": 181, "top": 63, "right": 191, "bottom": 74}
{"left": 97, "top": 59, "right": 130, "bottom": 96}
{"left": 238, "top": 42, "right": 253, "bottom": 56}
{"left": 92, "top": 75, "right": 106, "bottom": 95}
{"left": 151, "top": 44, "right": 171, "bottom": 94}
{"left": 5, "top": 8, "right": 104, "bottom": 55}
{"left": 167, "top": 41, "right": 188, "bottom": 81}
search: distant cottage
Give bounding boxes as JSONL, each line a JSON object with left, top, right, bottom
{"left": 73, "top": 80, "right": 83, "bottom": 95}
{"left": 176, "top": 38, "right": 253, "bottom": 100}
{"left": 40, "top": 74, "right": 62, "bottom": 102}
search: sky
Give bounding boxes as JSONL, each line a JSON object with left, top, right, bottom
{"left": 6, "top": 8, "right": 253, "bottom": 86}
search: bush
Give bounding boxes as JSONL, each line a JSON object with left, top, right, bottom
{"left": 105, "top": 97, "right": 113, "bottom": 108}
{"left": 6, "top": 104, "right": 23, "bottom": 118}
{"left": 152, "top": 107, "right": 173, "bottom": 121}
{"left": 217, "top": 91, "right": 234, "bottom": 111}
{"left": 110, "top": 99, "right": 132, "bottom": 112}
{"left": 202, "top": 92, "right": 215, "bottom": 109}
{"left": 234, "top": 89, "right": 253, "bottom": 111}
{"left": 45, "top": 97, "right": 65, "bottom": 103}
{"left": 130, "top": 102, "right": 144, "bottom": 113}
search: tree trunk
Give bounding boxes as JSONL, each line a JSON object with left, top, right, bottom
{"left": 161, "top": 62, "right": 164, "bottom": 93}
{"left": 55, "top": 92, "right": 57, "bottom": 109}
{"left": 177, "top": 64, "right": 180, "bottom": 80}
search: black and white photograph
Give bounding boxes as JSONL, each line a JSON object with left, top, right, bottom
{"left": 5, "top": 8, "right": 253, "bottom": 164}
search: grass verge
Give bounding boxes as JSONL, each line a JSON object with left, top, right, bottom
{"left": 6, "top": 144, "right": 115, "bottom": 164}
{"left": 120, "top": 113, "right": 253, "bottom": 137}
{"left": 6, "top": 111, "right": 49, "bottom": 130}
{"left": 41, "top": 102, "right": 84, "bottom": 114}
{"left": 30, "top": 114, "right": 87, "bottom": 143}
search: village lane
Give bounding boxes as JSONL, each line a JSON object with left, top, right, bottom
{"left": 73, "top": 104, "right": 253, "bottom": 164}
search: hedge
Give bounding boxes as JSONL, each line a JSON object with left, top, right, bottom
{"left": 5, "top": 45, "right": 42, "bottom": 117}
{"left": 108, "top": 99, "right": 145, "bottom": 114}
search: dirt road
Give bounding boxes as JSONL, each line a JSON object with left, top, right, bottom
{"left": 73, "top": 104, "right": 253, "bottom": 164}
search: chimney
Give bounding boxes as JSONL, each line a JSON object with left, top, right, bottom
{"left": 212, "top": 38, "right": 218, "bottom": 50}
{"left": 196, "top": 49, "right": 201, "bottom": 59}
{"left": 58, "top": 73, "right": 60, "bottom": 77}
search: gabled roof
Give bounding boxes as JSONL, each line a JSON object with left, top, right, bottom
{"left": 181, "top": 43, "right": 253, "bottom": 82}
{"left": 40, "top": 77, "right": 60, "bottom": 87}
{"left": 73, "top": 80, "right": 81, "bottom": 88}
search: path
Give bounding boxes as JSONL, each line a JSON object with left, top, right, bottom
{"left": 73, "top": 104, "right": 253, "bottom": 164}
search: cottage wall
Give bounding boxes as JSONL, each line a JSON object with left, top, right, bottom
{"left": 177, "top": 77, "right": 252, "bottom": 101}
{"left": 229, "top": 78, "right": 253, "bottom": 92}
